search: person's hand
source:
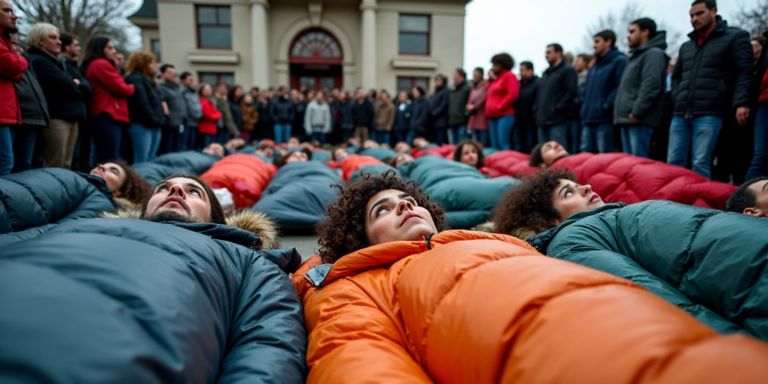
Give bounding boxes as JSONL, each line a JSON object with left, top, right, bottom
{"left": 629, "top": 114, "right": 639, "bottom": 122}
{"left": 466, "top": 104, "right": 474, "bottom": 112}
{"left": 162, "top": 101, "right": 169, "bottom": 115}
{"left": 73, "top": 78, "right": 80, "bottom": 85}
{"left": 736, "top": 106, "right": 750, "bottom": 125}
{"left": 488, "top": 71, "right": 497, "bottom": 81}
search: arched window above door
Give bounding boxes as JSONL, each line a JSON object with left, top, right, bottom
{"left": 289, "top": 29, "right": 343, "bottom": 64}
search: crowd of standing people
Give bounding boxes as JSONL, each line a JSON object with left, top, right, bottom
{"left": 0, "top": 0, "right": 767, "bottom": 183}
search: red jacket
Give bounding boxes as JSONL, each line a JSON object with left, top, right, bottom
{"left": 485, "top": 70, "right": 519, "bottom": 119}
{"left": 412, "top": 144, "right": 455, "bottom": 159}
{"left": 328, "top": 155, "right": 384, "bottom": 182}
{"left": 0, "top": 30, "right": 29, "bottom": 125}
{"left": 200, "top": 154, "right": 277, "bottom": 209}
{"left": 760, "top": 69, "right": 768, "bottom": 104}
{"left": 84, "top": 58, "right": 134, "bottom": 123}
{"left": 198, "top": 98, "right": 222, "bottom": 135}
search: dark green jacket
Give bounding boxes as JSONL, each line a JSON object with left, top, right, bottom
{"left": 529, "top": 201, "right": 768, "bottom": 340}
{"left": 448, "top": 80, "right": 471, "bottom": 126}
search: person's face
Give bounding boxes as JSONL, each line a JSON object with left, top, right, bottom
{"left": 574, "top": 57, "right": 587, "bottom": 72}
{"left": 380, "top": 92, "right": 389, "bottom": 103}
{"left": 520, "top": 66, "right": 533, "bottom": 79}
{"left": 333, "top": 148, "right": 348, "bottom": 161}
{"left": 545, "top": 46, "right": 561, "bottom": 65}
{"left": 0, "top": 0, "right": 18, "bottom": 31}
{"left": 9, "top": 33, "right": 21, "bottom": 55}
{"left": 435, "top": 77, "right": 445, "bottom": 87}
{"left": 453, "top": 71, "right": 463, "bottom": 84}
{"left": 234, "top": 87, "right": 243, "bottom": 100}
{"left": 473, "top": 69, "right": 483, "bottom": 83}
{"left": 744, "top": 180, "right": 768, "bottom": 217}
{"left": 216, "top": 84, "right": 227, "bottom": 97}
{"left": 147, "top": 61, "right": 157, "bottom": 76}
{"left": 40, "top": 29, "right": 61, "bottom": 55}
{"left": 287, "top": 137, "right": 300, "bottom": 147}
{"left": 593, "top": 36, "right": 610, "bottom": 56}
{"left": 90, "top": 162, "right": 126, "bottom": 195}
{"left": 411, "top": 87, "right": 421, "bottom": 99}
{"left": 398, "top": 91, "right": 408, "bottom": 104}
{"left": 339, "top": 92, "right": 347, "bottom": 102}
{"left": 413, "top": 137, "right": 428, "bottom": 148}
{"left": 103, "top": 41, "right": 116, "bottom": 62}
{"left": 363, "top": 140, "right": 379, "bottom": 149}
{"left": 144, "top": 177, "right": 211, "bottom": 224}
{"left": 459, "top": 144, "right": 479, "bottom": 167}
{"left": 752, "top": 40, "right": 763, "bottom": 60}
{"left": 356, "top": 89, "right": 366, "bottom": 99}
{"left": 627, "top": 24, "right": 646, "bottom": 50}
{"left": 290, "top": 89, "right": 298, "bottom": 99}
{"left": 243, "top": 94, "right": 253, "bottom": 104}
{"left": 491, "top": 63, "right": 503, "bottom": 75}
{"left": 395, "top": 153, "right": 414, "bottom": 167}
{"left": 251, "top": 89, "right": 259, "bottom": 99}
{"left": 201, "top": 84, "right": 213, "bottom": 98}
{"left": 316, "top": 92, "right": 324, "bottom": 102}
{"left": 203, "top": 143, "right": 225, "bottom": 157}
{"left": 540, "top": 141, "right": 569, "bottom": 167}
{"left": 114, "top": 51, "right": 124, "bottom": 66}
{"left": 260, "top": 147, "right": 274, "bottom": 158}
{"left": 63, "top": 37, "right": 81, "bottom": 57}
{"left": 181, "top": 76, "right": 194, "bottom": 88}
{"left": 286, "top": 151, "right": 308, "bottom": 164}
{"left": 225, "top": 138, "right": 245, "bottom": 151}
{"left": 280, "top": 88, "right": 287, "bottom": 98}
{"left": 551, "top": 179, "right": 604, "bottom": 225}
{"left": 690, "top": 3, "right": 716, "bottom": 33}
{"left": 394, "top": 142, "right": 411, "bottom": 154}
{"left": 365, "top": 189, "right": 437, "bottom": 246}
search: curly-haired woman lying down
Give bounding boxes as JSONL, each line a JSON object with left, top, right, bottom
{"left": 493, "top": 169, "right": 768, "bottom": 340}
{"left": 291, "top": 170, "right": 768, "bottom": 384}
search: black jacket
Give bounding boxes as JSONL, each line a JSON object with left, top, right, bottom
{"left": 614, "top": 32, "right": 669, "bottom": 128}
{"left": 351, "top": 98, "right": 374, "bottom": 127}
{"left": 159, "top": 82, "right": 187, "bottom": 130}
{"left": 515, "top": 75, "right": 539, "bottom": 126}
{"left": 429, "top": 84, "right": 450, "bottom": 129}
{"left": 63, "top": 56, "right": 92, "bottom": 120}
{"left": 394, "top": 101, "right": 413, "bottom": 131}
{"left": 125, "top": 72, "right": 165, "bottom": 128}
{"left": 15, "top": 54, "right": 49, "bottom": 127}
{"left": 229, "top": 99, "right": 243, "bottom": 131}
{"left": 339, "top": 99, "right": 354, "bottom": 129}
{"left": 270, "top": 96, "right": 296, "bottom": 124}
{"left": 535, "top": 60, "right": 579, "bottom": 127}
{"left": 671, "top": 17, "right": 753, "bottom": 117}
{"left": 26, "top": 47, "right": 90, "bottom": 121}
{"left": 410, "top": 97, "right": 430, "bottom": 135}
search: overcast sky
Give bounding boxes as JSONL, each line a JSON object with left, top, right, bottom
{"left": 464, "top": 0, "right": 759, "bottom": 76}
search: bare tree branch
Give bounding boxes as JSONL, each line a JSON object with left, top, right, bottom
{"left": 734, "top": 0, "right": 768, "bottom": 37}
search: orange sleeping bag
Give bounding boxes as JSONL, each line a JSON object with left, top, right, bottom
{"left": 328, "top": 155, "right": 384, "bottom": 182}
{"left": 200, "top": 154, "right": 277, "bottom": 209}
{"left": 293, "top": 231, "right": 768, "bottom": 383}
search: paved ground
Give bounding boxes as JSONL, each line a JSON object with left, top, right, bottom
{"left": 279, "top": 235, "right": 320, "bottom": 261}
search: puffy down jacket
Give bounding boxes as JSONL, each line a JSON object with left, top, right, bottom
{"left": 398, "top": 155, "right": 518, "bottom": 229}
{"left": 134, "top": 151, "right": 219, "bottom": 186}
{"left": 349, "top": 164, "right": 398, "bottom": 183}
{"left": 0, "top": 215, "right": 306, "bottom": 383}
{"left": 357, "top": 147, "right": 397, "bottom": 161}
{"left": 412, "top": 144, "right": 455, "bottom": 159}
{"left": 292, "top": 230, "right": 768, "bottom": 383}
{"left": 328, "top": 155, "right": 384, "bottom": 182}
{"left": 201, "top": 154, "right": 277, "bottom": 209}
{"left": 531, "top": 201, "right": 768, "bottom": 341}
{"left": 483, "top": 151, "right": 737, "bottom": 209}
{"left": 0, "top": 169, "right": 116, "bottom": 236}
{"left": 252, "top": 161, "right": 342, "bottom": 231}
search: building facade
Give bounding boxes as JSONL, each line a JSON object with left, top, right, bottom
{"left": 129, "top": 0, "right": 469, "bottom": 93}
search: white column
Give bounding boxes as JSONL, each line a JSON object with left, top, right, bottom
{"left": 360, "top": 0, "right": 377, "bottom": 89}
{"left": 250, "top": 0, "right": 270, "bottom": 87}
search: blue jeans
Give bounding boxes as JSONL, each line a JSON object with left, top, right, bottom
{"left": 489, "top": 115, "right": 515, "bottom": 150}
{"left": 621, "top": 124, "right": 653, "bottom": 158}
{"left": 10, "top": 126, "right": 37, "bottom": 173}
{"left": 216, "top": 130, "right": 229, "bottom": 145}
{"left": 274, "top": 123, "right": 292, "bottom": 144}
{"left": 199, "top": 134, "right": 217, "bottom": 148}
{"left": 128, "top": 123, "right": 162, "bottom": 164}
{"left": 0, "top": 126, "right": 12, "bottom": 175}
{"left": 569, "top": 119, "right": 582, "bottom": 154}
{"left": 449, "top": 125, "right": 467, "bottom": 145}
{"left": 746, "top": 105, "right": 768, "bottom": 180}
{"left": 513, "top": 126, "right": 536, "bottom": 154}
{"left": 580, "top": 123, "right": 615, "bottom": 153}
{"left": 538, "top": 123, "right": 570, "bottom": 149}
{"left": 162, "top": 129, "right": 181, "bottom": 154}
{"left": 432, "top": 128, "right": 447, "bottom": 145}
{"left": 376, "top": 130, "right": 390, "bottom": 146}
{"left": 667, "top": 115, "right": 723, "bottom": 179}
{"left": 471, "top": 130, "right": 489, "bottom": 148}
{"left": 311, "top": 131, "right": 326, "bottom": 144}
{"left": 183, "top": 124, "right": 197, "bottom": 151}
{"left": 395, "top": 130, "right": 409, "bottom": 144}
{"left": 91, "top": 114, "right": 124, "bottom": 163}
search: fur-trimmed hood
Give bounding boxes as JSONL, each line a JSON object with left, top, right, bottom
{"left": 100, "top": 208, "right": 279, "bottom": 250}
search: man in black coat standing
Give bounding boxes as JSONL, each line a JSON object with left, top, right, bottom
{"left": 429, "top": 74, "right": 450, "bottom": 145}
{"left": 514, "top": 61, "right": 539, "bottom": 154}
{"left": 159, "top": 64, "right": 187, "bottom": 155}
{"left": 668, "top": 0, "right": 753, "bottom": 179}
{"left": 535, "top": 43, "right": 578, "bottom": 150}
{"left": 60, "top": 32, "right": 94, "bottom": 172}
{"left": 351, "top": 87, "right": 374, "bottom": 142}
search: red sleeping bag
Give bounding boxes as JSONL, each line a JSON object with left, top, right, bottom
{"left": 412, "top": 145, "right": 455, "bottom": 159}
{"left": 200, "top": 154, "right": 277, "bottom": 209}
{"left": 328, "top": 155, "right": 384, "bottom": 182}
{"left": 484, "top": 151, "right": 737, "bottom": 209}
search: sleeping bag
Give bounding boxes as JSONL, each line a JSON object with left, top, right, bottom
{"left": 532, "top": 201, "right": 768, "bottom": 341}
{"left": 357, "top": 147, "right": 397, "bottom": 161}
{"left": 398, "top": 155, "right": 518, "bottom": 229}
{"left": 252, "top": 161, "right": 343, "bottom": 231}
{"left": 134, "top": 151, "right": 219, "bottom": 186}
{"left": 328, "top": 155, "right": 385, "bottom": 182}
{"left": 200, "top": 154, "right": 277, "bottom": 209}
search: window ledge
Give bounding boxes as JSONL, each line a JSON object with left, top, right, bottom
{"left": 391, "top": 57, "right": 438, "bottom": 70}
{"left": 187, "top": 50, "right": 239, "bottom": 64}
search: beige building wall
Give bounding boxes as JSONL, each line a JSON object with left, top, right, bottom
{"left": 137, "top": 0, "right": 467, "bottom": 90}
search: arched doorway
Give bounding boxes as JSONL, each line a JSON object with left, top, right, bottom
{"left": 289, "top": 28, "right": 343, "bottom": 90}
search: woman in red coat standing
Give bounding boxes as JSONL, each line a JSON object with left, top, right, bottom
{"left": 0, "top": 0, "right": 29, "bottom": 175}
{"left": 80, "top": 37, "right": 135, "bottom": 164}
{"left": 197, "top": 83, "right": 222, "bottom": 149}
{"left": 485, "top": 53, "right": 520, "bottom": 151}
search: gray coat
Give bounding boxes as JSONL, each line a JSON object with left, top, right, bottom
{"left": 15, "top": 55, "right": 49, "bottom": 127}
{"left": 160, "top": 82, "right": 187, "bottom": 130}
{"left": 181, "top": 86, "right": 203, "bottom": 128}
{"left": 614, "top": 32, "right": 669, "bottom": 128}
